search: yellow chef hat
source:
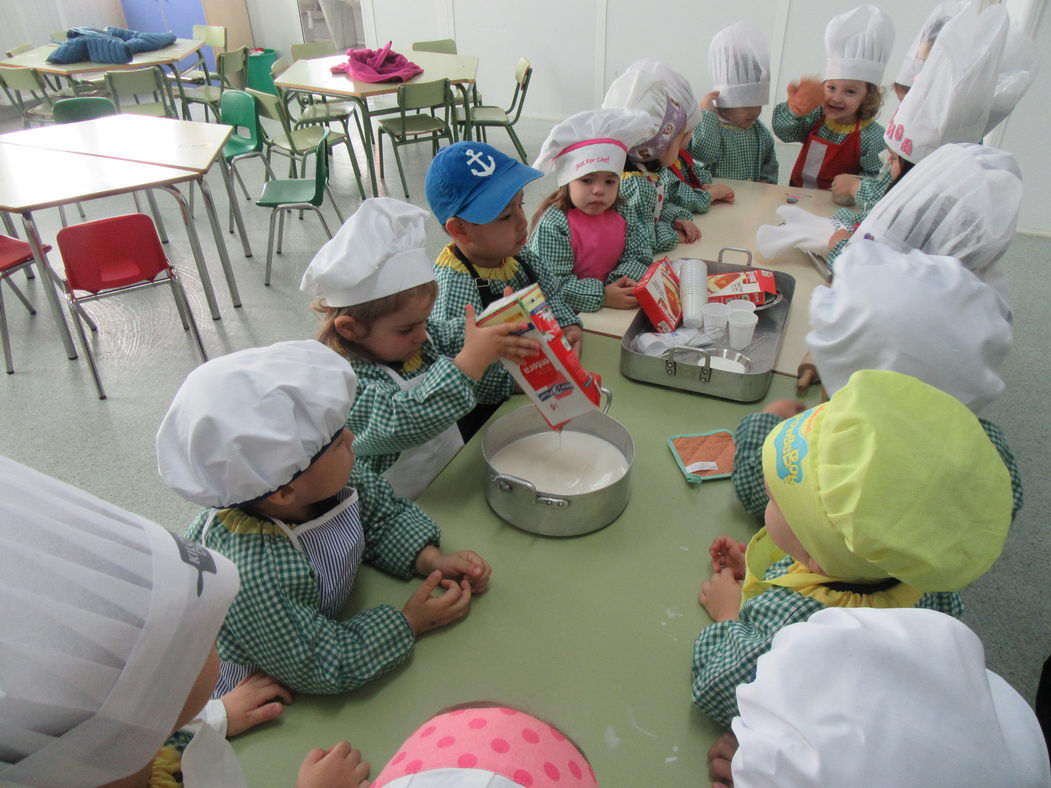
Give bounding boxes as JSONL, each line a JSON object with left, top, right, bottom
{"left": 761, "top": 369, "right": 1011, "bottom": 591}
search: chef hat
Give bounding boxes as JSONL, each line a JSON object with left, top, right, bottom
{"left": 532, "top": 108, "right": 653, "bottom": 186}
{"left": 884, "top": 2, "right": 1007, "bottom": 163}
{"left": 732, "top": 608, "right": 1051, "bottom": 787}
{"left": 708, "top": 22, "right": 771, "bottom": 108}
{"left": 852, "top": 143, "right": 1021, "bottom": 282}
{"left": 808, "top": 241, "right": 1012, "bottom": 414}
{"left": 824, "top": 5, "right": 895, "bottom": 85}
{"left": 0, "top": 457, "right": 239, "bottom": 788}
{"left": 301, "top": 198, "right": 433, "bottom": 307}
{"left": 602, "top": 58, "right": 698, "bottom": 163}
{"left": 371, "top": 706, "right": 596, "bottom": 788}
{"left": 894, "top": 0, "right": 967, "bottom": 88}
{"left": 762, "top": 369, "right": 1011, "bottom": 590}
{"left": 985, "top": 20, "right": 1039, "bottom": 134}
{"left": 156, "top": 340, "right": 357, "bottom": 509}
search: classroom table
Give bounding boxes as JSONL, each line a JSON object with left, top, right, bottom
{"left": 274, "top": 51, "right": 479, "bottom": 196}
{"left": 582, "top": 179, "right": 836, "bottom": 376}
{"left": 232, "top": 332, "right": 820, "bottom": 786}
{"left": 0, "top": 114, "right": 245, "bottom": 321}
{"left": 2, "top": 38, "right": 204, "bottom": 80}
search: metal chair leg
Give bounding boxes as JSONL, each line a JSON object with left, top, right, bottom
{"left": 507, "top": 126, "right": 528, "bottom": 163}
{"left": 169, "top": 272, "right": 208, "bottom": 363}
{"left": 390, "top": 139, "right": 409, "bottom": 198}
{"left": 325, "top": 185, "right": 344, "bottom": 224}
{"left": 264, "top": 209, "right": 279, "bottom": 286}
{"left": 58, "top": 205, "right": 69, "bottom": 228}
{"left": 75, "top": 202, "right": 87, "bottom": 220}
{"left": 313, "top": 207, "right": 333, "bottom": 239}
{"left": 74, "top": 302, "right": 98, "bottom": 332}
{"left": 67, "top": 300, "right": 106, "bottom": 399}
{"left": 4, "top": 276, "right": 36, "bottom": 315}
{"left": 0, "top": 285, "right": 13, "bottom": 374}
{"left": 277, "top": 208, "right": 286, "bottom": 254}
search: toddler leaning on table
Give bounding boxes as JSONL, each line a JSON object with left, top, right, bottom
{"left": 301, "top": 197, "right": 536, "bottom": 500}
{"left": 525, "top": 108, "right": 656, "bottom": 312}
{"left": 693, "top": 370, "right": 1013, "bottom": 729}
{"left": 0, "top": 457, "right": 369, "bottom": 788}
{"left": 156, "top": 340, "right": 492, "bottom": 698}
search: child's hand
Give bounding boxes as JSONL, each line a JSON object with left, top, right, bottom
{"left": 604, "top": 276, "right": 638, "bottom": 309}
{"left": 563, "top": 323, "right": 584, "bottom": 357}
{"left": 707, "top": 732, "right": 740, "bottom": 788}
{"left": 221, "top": 671, "right": 294, "bottom": 737}
{"left": 674, "top": 219, "right": 701, "bottom": 244}
{"left": 296, "top": 741, "right": 369, "bottom": 788}
{"left": 763, "top": 399, "right": 807, "bottom": 420}
{"left": 455, "top": 303, "right": 538, "bottom": 380}
{"left": 831, "top": 173, "right": 861, "bottom": 199}
{"left": 702, "top": 183, "right": 735, "bottom": 204}
{"left": 416, "top": 545, "right": 492, "bottom": 593}
{"left": 827, "top": 228, "right": 852, "bottom": 250}
{"left": 701, "top": 90, "right": 720, "bottom": 112}
{"left": 403, "top": 570, "right": 473, "bottom": 635}
{"left": 786, "top": 77, "right": 824, "bottom": 116}
{"left": 709, "top": 536, "right": 748, "bottom": 581}
{"left": 699, "top": 567, "right": 743, "bottom": 622}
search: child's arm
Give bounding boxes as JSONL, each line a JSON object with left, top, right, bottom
{"left": 525, "top": 207, "right": 607, "bottom": 313}
{"left": 610, "top": 206, "right": 657, "bottom": 283}
{"left": 731, "top": 409, "right": 793, "bottom": 520}
{"left": 620, "top": 174, "right": 679, "bottom": 253}
{"left": 771, "top": 102, "right": 821, "bottom": 143}
{"left": 978, "top": 418, "right": 1023, "bottom": 522}
{"left": 353, "top": 464, "right": 441, "bottom": 577}
{"left": 853, "top": 162, "right": 892, "bottom": 209}
{"left": 687, "top": 110, "right": 723, "bottom": 171}
{"left": 661, "top": 166, "right": 713, "bottom": 214}
{"left": 858, "top": 122, "right": 886, "bottom": 178}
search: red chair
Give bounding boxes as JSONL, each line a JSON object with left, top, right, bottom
{"left": 55, "top": 213, "right": 207, "bottom": 399}
{"left": 0, "top": 235, "right": 51, "bottom": 374}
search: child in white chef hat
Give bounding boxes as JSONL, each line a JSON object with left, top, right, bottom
{"left": 0, "top": 456, "right": 369, "bottom": 788}
{"left": 301, "top": 197, "right": 536, "bottom": 501}
{"left": 892, "top": 0, "right": 967, "bottom": 101}
{"left": 708, "top": 608, "right": 1050, "bottom": 787}
{"left": 774, "top": 5, "right": 894, "bottom": 190}
{"left": 525, "top": 107, "right": 655, "bottom": 312}
{"left": 690, "top": 21, "right": 779, "bottom": 184}
{"left": 156, "top": 340, "right": 492, "bottom": 699}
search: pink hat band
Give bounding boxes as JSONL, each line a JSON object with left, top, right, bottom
{"left": 556, "top": 138, "right": 628, "bottom": 158}
{"left": 372, "top": 707, "right": 597, "bottom": 788}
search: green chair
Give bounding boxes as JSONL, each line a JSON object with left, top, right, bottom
{"left": 377, "top": 78, "right": 454, "bottom": 198}
{"left": 104, "top": 67, "right": 178, "bottom": 118}
{"left": 290, "top": 40, "right": 338, "bottom": 60}
{"left": 286, "top": 42, "right": 364, "bottom": 143}
{"left": 175, "top": 46, "right": 247, "bottom": 121}
{"left": 247, "top": 87, "right": 365, "bottom": 199}
{"left": 412, "top": 39, "right": 482, "bottom": 107}
{"left": 168, "top": 24, "right": 228, "bottom": 88}
{"left": 256, "top": 132, "right": 342, "bottom": 285}
{"left": 219, "top": 89, "right": 276, "bottom": 228}
{"left": 456, "top": 57, "right": 532, "bottom": 161}
{"left": 0, "top": 66, "right": 56, "bottom": 127}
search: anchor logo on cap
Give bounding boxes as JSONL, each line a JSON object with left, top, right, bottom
{"left": 465, "top": 148, "right": 496, "bottom": 177}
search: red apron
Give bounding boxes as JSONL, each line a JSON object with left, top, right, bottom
{"left": 669, "top": 148, "right": 704, "bottom": 189}
{"left": 790, "top": 115, "right": 861, "bottom": 190}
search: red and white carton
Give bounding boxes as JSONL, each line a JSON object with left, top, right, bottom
{"left": 706, "top": 269, "right": 778, "bottom": 305}
{"left": 633, "top": 257, "right": 681, "bottom": 333}
{"left": 477, "top": 283, "right": 602, "bottom": 430}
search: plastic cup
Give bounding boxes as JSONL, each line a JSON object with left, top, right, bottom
{"left": 727, "top": 299, "right": 756, "bottom": 315}
{"left": 728, "top": 311, "right": 759, "bottom": 350}
{"left": 701, "top": 302, "right": 730, "bottom": 332}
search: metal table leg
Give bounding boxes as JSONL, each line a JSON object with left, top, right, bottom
{"left": 351, "top": 96, "right": 379, "bottom": 196}
{"left": 218, "top": 157, "right": 252, "bottom": 258}
{"left": 158, "top": 184, "right": 222, "bottom": 320}
{"left": 20, "top": 212, "right": 77, "bottom": 359}
{"left": 195, "top": 176, "right": 243, "bottom": 309}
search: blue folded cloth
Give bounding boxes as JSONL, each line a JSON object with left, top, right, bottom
{"left": 46, "top": 26, "right": 175, "bottom": 64}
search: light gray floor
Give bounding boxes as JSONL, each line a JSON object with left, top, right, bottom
{"left": 1, "top": 109, "right": 1048, "bottom": 705}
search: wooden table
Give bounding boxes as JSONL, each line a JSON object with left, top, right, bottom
{"left": 2, "top": 38, "right": 204, "bottom": 79}
{"left": 0, "top": 115, "right": 248, "bottom": 321}
{"left": 582, "top": 180, "right": 836, "bottom": 376}
{"left": 230, "top": 332, "right": 819, "bottom": 785}
{"left": 274, "top": 51, "right": 479, "bottom": 196}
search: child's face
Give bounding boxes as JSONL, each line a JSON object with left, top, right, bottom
{"left": 764, "top": 492, "right": 818, "bottom": 570}
{"left": 887, "top": 150, "right": 903, "bottom": 180}
{"left": 568, "top": 171, "right": 620, "bottom": 215}
{"left": 822, "top": 80, "right": 867, "bottom": 123}
{"left": 350, "top": 293, "right": 434, "bottom": 364}
{"left": 720, "top": 106, "right": 762, "bottom": 130}
{"left": 659, "top": 126, "right": 694, "bottom": 167}
{"left": 292, "top": 428, "right": 356, "bottom": 502}
{"left": 893, "top": 82, "right": 909, "bottom": 102}
{"left": 453, "top": 190, "right": 529, "bottom": 266}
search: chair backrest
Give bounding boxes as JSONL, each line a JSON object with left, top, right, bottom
{"left": 220, "top": 89, "right": 262, "bottom": 150}
{"left": 507, "top": 57, "right": 532, "bottom": 123}
{"left": 246, "top": 86, "right": 294, "bottom": 139}
{"left": 104, "top": 67, "right": 175, "bottom": 116}
{"left": 191, "top": 24, "right": 227, "bottom": 50}
{"left": 291, "top": 41, "right": 338, "bottom": 61}
{"left": 56, "top": 213, "right": 169, "bottom": 295}
{"left": 218, "top": 46, "right": 248, "bottom": 89}
{"left": 397, "top": 78, "right": 450, "bottom": 112}
{"left": 412, "top": 39, "right": 457, "bottom": 54}
{"left": 6, "top": 43, "right": 33, "bottom": 58}
{"left": 53, "top": 96, "right": 117, "bottom": 123}
{"left": 271, "top": 56, "right": 292, "bottom": 80}
{"left": 310, "top": 132, "right": 331, "bottom": 205}
{"left": 0, "top": 66, "right": 53, "bottom": 118}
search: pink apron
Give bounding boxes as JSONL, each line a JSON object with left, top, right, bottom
{"left": 566, "top": 208, "right": 626, "bottom": 282}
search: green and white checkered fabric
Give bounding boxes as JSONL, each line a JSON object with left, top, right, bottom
{"left": 772, "top": 103, "right": 886, "bottom": 178}
{"left": 185, "top": 466, "right": 440, "bottom": 694}
{"left": 619, "top": 171, "right": 686, "bottom": 253}
{"left": 660, "top": 155, "right": 714, "bottom": 214}
{"left": 525, "top": 204, "right": 653, "bottom": 313}
{"left": 825, "top": 163, "right": 895, "bottom": 270}
{"left": 691, "top": 555, "right": 965, "bottom": 728}
{"left": 688, "top": 110, "right": 779, "bottom": 184}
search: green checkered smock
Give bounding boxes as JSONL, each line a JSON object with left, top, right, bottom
{"left": 660, "top": 154, "right": 715, "bottom": 215}
{"left": 524, "top": 205, "right": 653, "bottom": 313}
{"left": 184, "top": 465, "right": 440, "bottom": 695}
{"left": 620, "top": 170, "right": 690, "bottom": 253}
{"left": 691, "top": 554, "right": 965, "bottom": 728}
{"left": 731, "top": 411, "right": 1024, "bottom": 523}
{"left": 432, "top": 243, "right": 581, "bottom": 329}
{"left": 825, "top": 162, "right": 894, "bottom": 270}
{"left": 688, "top": 110, "right": 779, "bottom": 184}
{"left": 772, "top": 103, "right": 886, "bottom": 179}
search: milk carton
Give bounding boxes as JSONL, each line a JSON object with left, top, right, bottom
{"left": 632, "top": 258, "right": 681, "bottom": 333}
{"left": 477, "top": 283, "right": 601, "bottom": 430}
{"left": 706, "top": 269, "right": 778, "bottom": 305}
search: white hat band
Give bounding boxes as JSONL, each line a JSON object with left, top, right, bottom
{"left": 554, "top": 139, "right": 628, "bottom": 186}
{"left": 716, "top": 81, "right": 770, "bottom": 108}
{"left": 327, "top": 247, "right": 434, "bottom": 307}
{"left": 825, "top": 57, "right": 885, "bottom": 85}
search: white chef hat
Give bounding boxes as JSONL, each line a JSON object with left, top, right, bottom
{"left": 852, "top": 143, "right": 1021, "bottom": 284}
{"left": 708, "top": 22, "right": 771, "bottom": 108}
{"left": 731, "top": 608, "right": 1051, "bottom": 787}
{"left": 156, "top": 340, "right": 358, "bottom": 509}
{"left": 807, "top": 241, "right": 1011, "bottom": 413}
{"left": 894, "top": 0, "right": 967, "bottom": 88}
{"left": 885, "top": 2, "right": 1007, "bottom": 163}
{"left": 301, "top": 197, "right": 434, "bottom": 308}
{"left": 824, "top": 5, "right": 895, "bottom": 85}
{"left": 532, "top": 108, "right": 653, "bottom": 186}
{"left": 985, "top": 20, "right": 1040, "bottom": 135}
{"left": 0, "top": 457, "right": 239, "bottom": 788}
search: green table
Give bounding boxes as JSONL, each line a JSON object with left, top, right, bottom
{"left": 233, "top": 334, "right": 818, "bottom": 784}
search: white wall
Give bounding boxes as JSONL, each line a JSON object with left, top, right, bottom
{"left": 0, "top": 0, "right": 126, "bottom": 54}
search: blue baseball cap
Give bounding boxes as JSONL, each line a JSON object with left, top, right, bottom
{"left": 425, "top": 141, "right": 543, "bottom": 225}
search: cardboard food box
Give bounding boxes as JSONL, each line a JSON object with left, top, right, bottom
{"left": 478, "top": 283, "right": 602, "bottom": 430}
{"left": 633, "top": 257, "right": 681, "bottom": 333}
{"left": 706, "top": 269, "right": 778, "bottom": 305}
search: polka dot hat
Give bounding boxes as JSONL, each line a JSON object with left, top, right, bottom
{"left": 372, "top": 707, "right": 597, "bottom": 787}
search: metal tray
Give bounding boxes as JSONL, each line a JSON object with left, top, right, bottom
{"left": 619, "top": 252, "right": 796, "bottom": 402}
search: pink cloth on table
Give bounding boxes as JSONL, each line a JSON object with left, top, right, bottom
{"left": 330, "top": 40, "right": 423, "bottom": 83}
{"left": 567, "top": 207, "right": 626, "bottom": 282}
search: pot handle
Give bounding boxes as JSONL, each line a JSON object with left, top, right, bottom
{"left": 490, "top": 473, "right": 569, "bottom": 509}
{"left": 599, "top": 385, "right": 613, "bottom": 414}
{"left": 718, "top": 246, "right": 754, "bottom": 268}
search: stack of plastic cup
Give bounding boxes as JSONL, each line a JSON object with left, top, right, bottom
{"left": 679, "top": 259, "right": 708, "bottom": 328}
{"left": 701, "top": 302, "right": 730, "bottom": 333}
{"left": 728, "top": 311, "right": 759, "bottom": 350}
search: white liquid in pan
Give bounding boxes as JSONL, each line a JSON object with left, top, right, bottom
{"left": 490, "top": 431, "right": 629, "bottom": 495}
{"left": 708, "top": 356, "right": 747, "bottom": 374}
